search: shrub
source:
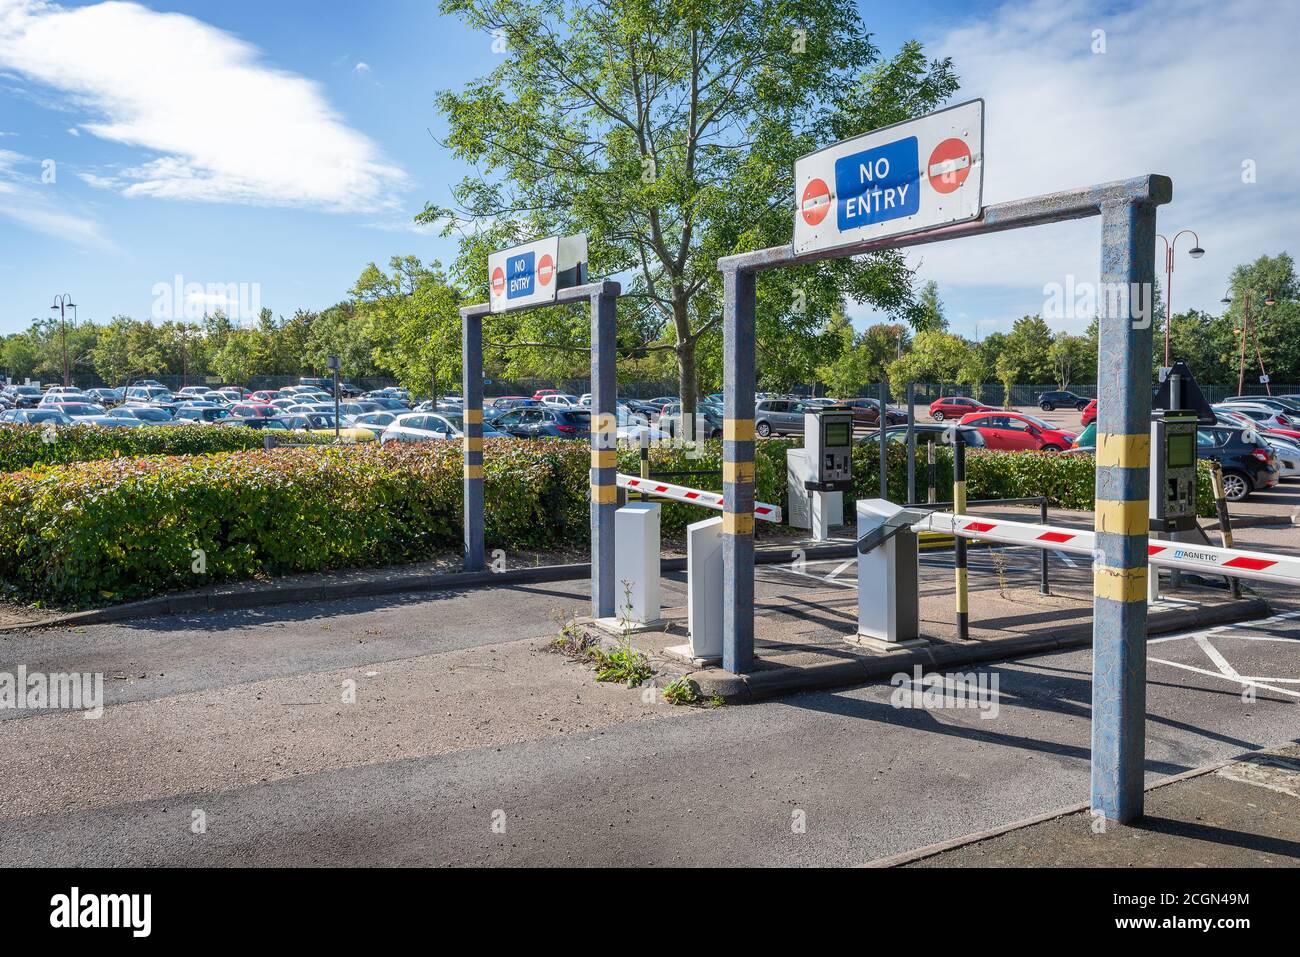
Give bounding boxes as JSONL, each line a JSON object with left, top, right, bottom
{"left": 0, "top": 423, "right": 268, "bottom": 472}
{"left": 0, "top": 441, "right": 585, "bottom": 608}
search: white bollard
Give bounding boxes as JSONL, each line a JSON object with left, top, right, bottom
{"left": 613, "top": 502, "right": 662, "bottom": 627}
{"left": 686, "top": 516, "right": 724, "bottom": 661}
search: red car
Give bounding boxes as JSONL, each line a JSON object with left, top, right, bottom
{"left": 929, "top": 396, "right": 996, "bottom": 421}
{"left": 229, "top": 402, "right": 277, "bottom": 419}
{"left": 959, "top": 411, "right": 1077, "bottom": 452}
{"left": 1080, "top": 399, "right": 1097, "bottom": 426}
{"left": 532, "top": 388, "right": 561, "bottom": 401}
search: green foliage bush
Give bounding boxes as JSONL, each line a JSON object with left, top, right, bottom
{"left": 0, "top": 435, "right": 1216, "bottom": 609}
{"left": 0, "top": 423, "right": 268, "bottom": 472}
{"left": 0, "top": 441, "right": 588, "bottom": 608}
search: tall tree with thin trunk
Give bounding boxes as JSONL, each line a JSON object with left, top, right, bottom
{"left": 425, "top": 0, "right": 959, "bottom": 410}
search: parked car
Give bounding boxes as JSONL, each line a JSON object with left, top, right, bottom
{"left": 929, "top": 396, "right": 997, "bottom": 421}
{"left": 351, "top": 411, "right": 400, "bottom": 433}
{"left": 958, "top": 411, "right": 1077, "bottom": 451}
{"left": 835, "top": 397, "right": 909, "bottom": 428}
{"left": 489, "top": 407, "right": 590, "bottom": 439}
{"left": 44, "top": 401, "right": 106, "bottom": 419}
{"left": 218, "top": 417, "right": 290, "bottom": 431}
{"left": 532, "top": 388, "right": 562, "bottom": 401}
{"left": 277, "top": 412, "right": 377, "bottom": 442}
{"left": 380, "top": 412, "right": 505, "bottom": 444}
{"left": 123, "top": 385, "right": 174, "bottom": 405}
{"left": 174, "top": 404, "right": 230, "bottom": 424}
{"left": 226, "top": 402, "right": 276, "bottom": 419}
{"left": 4, "top": 385, "right": 43, "bottom": 408}
{"left": 754, "top": 398, "right": 811, "bottom": 437}
{"left": 116, "top": 406, "right": 181, "bottom": 425}
{"left": 177, "top": 386, "right": 211, "bottom": 398}
{"left": 1222, "top": 395, "right": 1300, "bottom": 414}
{"left": 1080, "top": 399, "right": 1098, "bottom": 427}
{"left": 1215, "top": 408, "right": 1300, "bottom": 443}
{"left": 857, "top": 423, "right": 988, "bottom": 449}
{"left": 1036, "top": 390, "right": 1090, "bottom": 411}
{"left": 541, "top": 393, "right": 582, "bottom": 409}
{"left": 1197, "top": 426, "right": 1280, "bottom": 501}
{"left": 1215, "top": 402, "right": 1296, "bottom": 431}
{"left": 86, "top": 387, "right": 124, "bottom": 406}
{"left": 0, "top": 408, "right": 73, "bottom": 425}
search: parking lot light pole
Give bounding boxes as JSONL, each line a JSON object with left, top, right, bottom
{"left": 327, "top": 354, "right": 341, "bottom": 440}
{"left": 51, "top": 294, "right": 76, "bottom": 387}
{"left": 1155, "top": 230, "right": 1204, "bottom": 368}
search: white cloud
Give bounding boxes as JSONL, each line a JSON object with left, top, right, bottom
{"left": 0, "top": 0, "right": 408, "bottom": 211}
{"left": 354, "top": 62, "right": 370, "bottom": 74}
{"left": 852, "top": 0, "right": 1299, "bottom": 335}
{"left": 65, "top": 126, "right": 77, "bottom": 136}
{"left": 0, "top": 147, "right": 114, "bottom": 248}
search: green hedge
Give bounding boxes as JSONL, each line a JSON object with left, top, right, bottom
{"left": 0, "top": 437, "right": 1217, "bottom": 609}
{"left": 0, "top": 423, "right": 268, "bottom": 472}
{"left": 0, "top": 441, "right": 589, "bottom": 608}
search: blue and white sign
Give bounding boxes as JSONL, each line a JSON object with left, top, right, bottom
{"left": 794, "top": 100, "right": 983, "bottom": 256}
{"left": 488, "top": 234, "right": 589, "bottom": 313}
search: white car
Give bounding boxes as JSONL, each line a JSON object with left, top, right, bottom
{"left": 1264, "top": 436, "right": 1300, "bottom": 478}
{"left": 541, "top": 393, "right": 581, "bottom": 409}
{"left": 1216, "top": 402, "right": 1296, "bottom": 430}
{"left": 380, "top": 412, "right": 505, "bottom": 444}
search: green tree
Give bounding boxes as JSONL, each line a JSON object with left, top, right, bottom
{"left": 913, "top": 280, "right": 947, "bottom": 332}
{"left": 427, "top": 0, "right": 959, "bottom": 410}
{"left": 1003, "top": 315, "right": 1054, "bottom": 383}
{"left": 352, "top": 256, "right": 463, "bottom": 396}
{"left": 1048, "top": 333, "right": 1089, "bottom": 390}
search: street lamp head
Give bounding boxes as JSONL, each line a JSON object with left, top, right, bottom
{"left": 1188, "top": 246, "right": 1205, "bottom": 259}
{"left": 1264, "top": 293, "right": 1277, "bottom": 306}
{"left": 1220, "top": 295, "right": 1232, "bottom": 305}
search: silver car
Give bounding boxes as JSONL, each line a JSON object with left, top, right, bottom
{"left": 754, "top": 399, "right": 810, "bottom": 437}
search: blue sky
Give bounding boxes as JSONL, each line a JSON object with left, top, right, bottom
{"left": 1, "top": 0, "right": 1294, "bottom": 340}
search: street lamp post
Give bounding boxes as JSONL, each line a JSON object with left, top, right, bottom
{"left": 50, "top": 294, "right": 77, "bottom": 387}
{"left": 1156, "top": 230, "right": 1204, "bottom": 368}
{"left": 1223, "top": 290, "right": 1277, "bottom": 396}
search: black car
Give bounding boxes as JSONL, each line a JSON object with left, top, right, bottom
{"left": 1197, "top": 426, "right": 1280, "bottom": 502}
{"left": 856, "top": 423, "right": 988, "bottom": 449}
{"left": 490, "top": 407, "right": 591, "bottom": 439}
{"left": 5, "top": 385, "right": 43, "bottom": 408}
{"left": 1036, "top": 390, "right": 1090, "bottom": 412}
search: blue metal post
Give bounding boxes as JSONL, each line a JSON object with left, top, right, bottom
{"left": 721, "top": 265, "right": 756, "bottom": 673}
{"left": 461, "top": 308, "right": 485, "bottom": 571}
{"left": 1090, "top": 189, "right": 1165, "bottom": 823}
{"left": 590, "top": 284, "right": 618, "bottom": 618}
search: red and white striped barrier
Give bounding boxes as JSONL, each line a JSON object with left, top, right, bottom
{"left": 913, "top": 512, "right": 1300, "bottom": 587}
{"left": 617, "top": 473, "right": 783, "bottom": 524}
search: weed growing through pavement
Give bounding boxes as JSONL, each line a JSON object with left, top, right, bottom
{"left": 661, "top": 675, "right": 724, "bottom": 708}
{"left": 545, "top": 602, "right": 652, "bottom": 688}
{"left": 990, "top": 547, "right": 1008, "bottom": 598}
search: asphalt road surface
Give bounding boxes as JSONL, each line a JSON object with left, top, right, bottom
{"left": 2, "top": 527, "right": 1298, "bottom": 867}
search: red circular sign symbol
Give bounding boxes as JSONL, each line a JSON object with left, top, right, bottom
{"left": 800, "top": 178, "right": 831, "bottom": 226}
{"left": 490, "top": 266, "right": 506, "bottom": 296}
{"left": 927, "top": 138, "right": 972, "bottom": 194}
{"left": 537, "top": 253, "right": 555, "bottom": 286}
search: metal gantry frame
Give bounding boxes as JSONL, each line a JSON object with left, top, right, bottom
{"left": 459, "top": 279, "right": 622, "bottom": 619}
{"left": 717, "top": 174, "right": 1172, "bottom": 823}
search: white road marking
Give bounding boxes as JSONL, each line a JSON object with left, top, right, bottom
{"left": 1147, "top": 657, "right": 1300, "bottom": 699}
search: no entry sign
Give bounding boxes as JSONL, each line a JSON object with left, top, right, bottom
{"left": 792, "top": 99, "right": 984, "bottom": 255}
{"left": 487, "top": 234, "right": 589, "bottom": 313}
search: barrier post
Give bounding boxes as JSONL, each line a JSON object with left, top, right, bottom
{"left": 721, "top": 265, "right": 756, "bottom": 673}
{"left": 1039, "top": 498, "right": 1051, "bottom": 596}
{"left": 639, "top": 429, "right": 650, "bottom": 501}
{"left": 1090, "top": 184, "right": 1165, "bottom": 824}
{"left": 462, "top": 310, "right": 485, "bottom": 572}
{"left": 927, "top": 439, "right": 936, "bottom": 504}
{"left": 954, "top": 433, "right": 969, "bottom": 640}
{"left": 1209, "top": 461, "right": 1242, "bottom": 600}
{"left": 906, "top": 382, "right": 916, "bottom": 505}
{"left": 590, "top": 285, "right": 618, "bottom": 618}
{"left": 878, "top": 381, "right": 889, "bottom": 500}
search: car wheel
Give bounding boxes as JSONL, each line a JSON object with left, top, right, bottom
{"left": 1041, "top": 402, "right": 1054, "bottom": 412}
{"left": 710, "top": 427, "right": 722, "bottom": 439}
{"left": 932, "top": 410, "right": 945, "bottom": 421}
{"left": 1041, "top": 444, "right": 1063, "bottom": 453}
{"left": 756, "top": 421, "right": 772, "bottom": 438}
{"left": 1221, "top": 470, "right": 1251, "bottom": 502}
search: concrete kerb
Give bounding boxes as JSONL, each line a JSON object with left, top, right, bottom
{"left": 677, "top": 595, "right": 1271, "bottom": 705}
{"left": 0, "top": 541, "right": 863, "bottom": 633}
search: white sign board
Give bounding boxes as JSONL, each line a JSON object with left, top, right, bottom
{"left": 792, "top": 99, "right": 984, "bottom": 256}
{"left": 487, "top": 234, "right": 588, "bottom": 314}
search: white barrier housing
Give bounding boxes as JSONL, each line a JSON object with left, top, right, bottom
{"left": 685, "top": 516, "right": 724, "bottom": 662}
{"left": 613, "top": 502, "right": 662, "bottom": 627}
